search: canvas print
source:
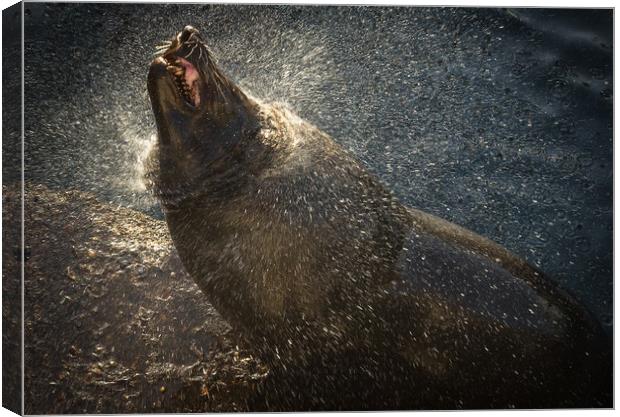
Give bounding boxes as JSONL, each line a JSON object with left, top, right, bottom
{"left": 2, "top": 2, "right": 613, "bottom": 413}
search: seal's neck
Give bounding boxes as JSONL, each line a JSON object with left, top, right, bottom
{"left": 190, "top": 104, "right": 296, "bottom": 203}
{"left": 151, "top": 106, "right": 291, "bottom": 211}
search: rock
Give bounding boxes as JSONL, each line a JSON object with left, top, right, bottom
{"left": 4, "top": 183, "right": 267, "bottom": 413}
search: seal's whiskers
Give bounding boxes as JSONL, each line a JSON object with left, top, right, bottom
{"left": 153, "top": 40, "right": 172, "bottom": 56}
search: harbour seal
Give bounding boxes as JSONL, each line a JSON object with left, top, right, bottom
{"left": 146, "top": 26, "right": 611, "bottom": 410}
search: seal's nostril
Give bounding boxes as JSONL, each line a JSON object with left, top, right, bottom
{"left": 180, "top": 25, "right": 199, "bottom": 42}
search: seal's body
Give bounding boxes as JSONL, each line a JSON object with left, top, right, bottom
{"left": 147, "top": 26, "right": 611, "bottom": 410}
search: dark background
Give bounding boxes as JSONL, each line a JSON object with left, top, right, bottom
{"left": 17, "top": 4, "right": 613, "bottom": 329}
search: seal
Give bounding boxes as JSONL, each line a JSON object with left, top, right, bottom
{"left": 146, "top": 26, "right": 611, "bottom": 410}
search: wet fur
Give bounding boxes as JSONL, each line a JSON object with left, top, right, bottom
{"left": 148, "top": 103, "right": 610, "bottom": 409}
{"left": 147, "top": 29, "right": 611, "bottom": 410}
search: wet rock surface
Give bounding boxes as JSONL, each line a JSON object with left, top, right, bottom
{"left": 5, "top": 183, "right": 268, "bottom": 413}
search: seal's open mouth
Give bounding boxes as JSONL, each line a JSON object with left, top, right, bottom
{"left": 151, "top": 26, "right": 212, "bottom": 109}
{"left": 161, "top": 56, "right": 200, "bottom": 107}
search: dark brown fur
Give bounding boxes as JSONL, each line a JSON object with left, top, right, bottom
{"left": 147, "top": 27, "right": 612, "bottom": 410}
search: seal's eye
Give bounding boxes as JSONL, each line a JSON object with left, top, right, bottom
{"left": 163, "top": 56, "right": 201, "bottom": 107}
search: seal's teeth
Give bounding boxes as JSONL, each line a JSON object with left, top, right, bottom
{"left": 164, "top": 58, "right": 195, "bottom": 106}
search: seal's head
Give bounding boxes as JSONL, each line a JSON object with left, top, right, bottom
{"left": 147, "top": 26, "right": 260, "bottom": 204}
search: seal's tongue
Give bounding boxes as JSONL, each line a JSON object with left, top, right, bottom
{"left": 177, "top": 57, "right": 201, "bottom": 106}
